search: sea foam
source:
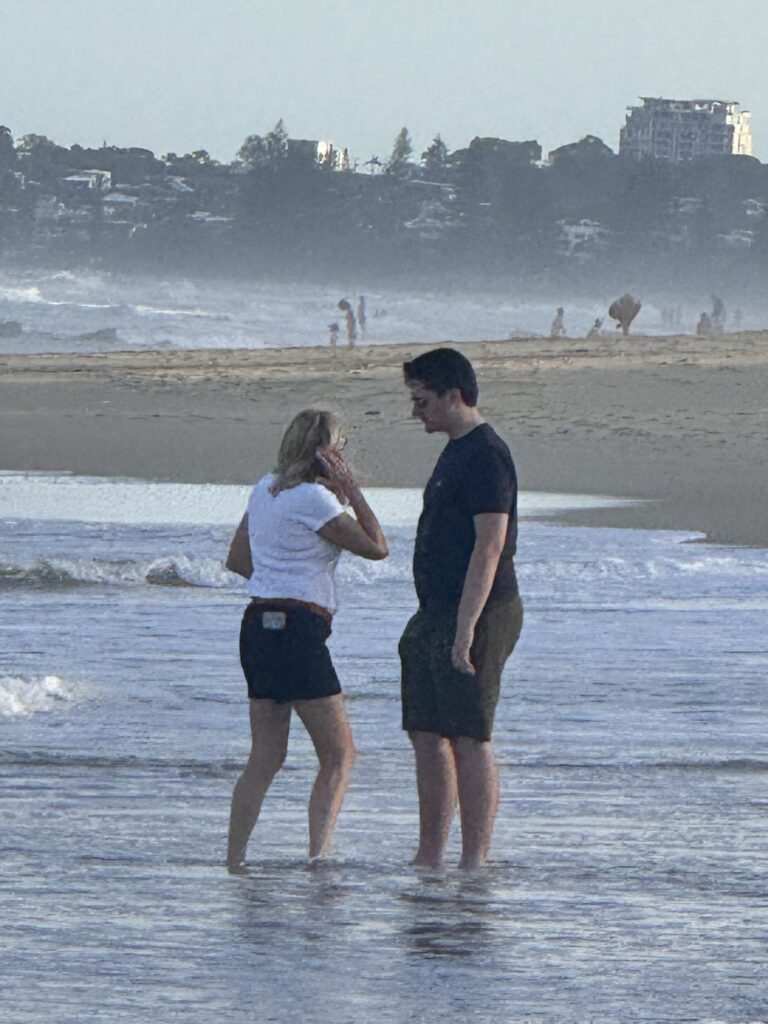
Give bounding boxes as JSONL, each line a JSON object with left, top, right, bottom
{"left": 0, "top": 674, "right": 79, "bottom": 717}
{"left": 0, "top": 555, "right": 235, "bottom": 590}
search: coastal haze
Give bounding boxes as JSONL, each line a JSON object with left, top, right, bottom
{"left": 2, "top": 2, "right": 768, "bottom": 1023}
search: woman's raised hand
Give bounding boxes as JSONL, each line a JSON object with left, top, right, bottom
{"left": 315, "top": 447, "right": 388, "bottom": 560}
{"left": 316, "top": 447, "right": 358, "bottom": 498}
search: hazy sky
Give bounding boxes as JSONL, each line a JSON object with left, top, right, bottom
{"left": 2, "top": 0, "right": 765, "bottom": 162}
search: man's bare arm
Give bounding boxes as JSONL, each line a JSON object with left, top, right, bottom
{"left": 452, "top": 512, "right": 509, "bottom": 675}
{"left": 226, "top": 514, "right": 253, "bottom": 579}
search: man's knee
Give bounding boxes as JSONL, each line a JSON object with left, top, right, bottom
{"left": 452, "top": 735, "right": 493, "bottom": 765}
{"left": 319, "top": 738, "right": 357, "bottom": 774}
{"left": 248, "top": 743, "right": 287, "bottom": 778}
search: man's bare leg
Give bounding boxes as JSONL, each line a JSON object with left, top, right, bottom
{"left": 410, "top": 730, "right": 458, "bottom": 868}
{"left": 294, "top": 694, "right": 356, "bottom": 859}
{"left": 453, "top": 737, "right": 499, "bottom": 869}
{"left": 227, "top": 699, "right": 292, "bottom": 870}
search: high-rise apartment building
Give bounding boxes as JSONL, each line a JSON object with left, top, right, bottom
{"left": 620, "top": 98, "right": 752, "bottom": 161}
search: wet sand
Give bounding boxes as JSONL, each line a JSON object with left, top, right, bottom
{"left": 1, "top": 332, "right": 766, "bottom": 546}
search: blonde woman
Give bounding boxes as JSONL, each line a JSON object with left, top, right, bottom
{"left": 225, "top": 409, "right": 388, "bottom": 870}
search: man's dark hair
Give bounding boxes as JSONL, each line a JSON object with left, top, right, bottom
{"left": 402, "top": 347, "right": 478, "bottom": 406}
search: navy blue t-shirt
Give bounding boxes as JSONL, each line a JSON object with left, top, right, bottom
{"left": 413, "top": 423, "right": 518, "bottom": 609}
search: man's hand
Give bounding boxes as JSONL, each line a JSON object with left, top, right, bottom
{"left": 451, "top": 631, "right": 476, "bottom": 675}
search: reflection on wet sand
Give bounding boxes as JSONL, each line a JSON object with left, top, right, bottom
{"left": 399, "top": 874, "right": 499, "bottom": 958}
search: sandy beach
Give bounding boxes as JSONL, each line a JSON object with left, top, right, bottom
{"left": 1, "top": 331, "right": 766, "bottom": 546}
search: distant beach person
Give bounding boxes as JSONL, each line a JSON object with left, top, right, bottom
{"left": 609, "top": 294, "right": 641, "bottom": 336}
{"left": 399, "top": 349, "right": 523, "bottom": 869}
{"left": 338, "top": 299, "right": 357, "bottom": 346}
{"left": 711, "top": 294, "right": 726, "bottom": 334}
{"left": 587, "top": 317, "right": 603, "bottom": 339}
{"left": 696, "top": 312, "right": 712, "bottom": 337}
{"left": 225, "top": 410, "right": 388, "bottom": 870}
{"left": 328, "top": 321, "right": 340, "bottom": 347}
{"left": 549, "top": 307, "right": 566, "bottom": 339}
{"left": 356, "top": 295, "right": 367, "bottom": 338}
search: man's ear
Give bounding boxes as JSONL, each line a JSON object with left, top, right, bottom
{"left": 446, "top": 386, "right": 464, "bottom": 407}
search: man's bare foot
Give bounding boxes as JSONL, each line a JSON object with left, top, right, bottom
{"left": 457, "top": 855, "right": 486, "bottom": 871}
{"left": 410, "top": 853, "right": 444, "bottom": 870}
{"left": 307, "top": 856, "right": 339, "bottom": 873}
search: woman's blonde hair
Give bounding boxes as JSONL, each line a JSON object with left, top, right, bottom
{"left": 270, "top": 409, "right": 340, "bottom": 496}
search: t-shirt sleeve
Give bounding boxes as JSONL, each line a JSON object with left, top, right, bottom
{"left": 245, "top": 484, "right": 259, "bottom": 520}
{"left": 465, "top": 450, "right": 515, "bottom": 516}
{"left": 293, "top": 483, "right": 346, "bottom": 531}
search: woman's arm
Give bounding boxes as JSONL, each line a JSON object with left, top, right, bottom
{"left": 315, "top": 449, "right": 388, "bottom": 561}
{"left": 226, "top": 514, "right": 254, "bottom": 579}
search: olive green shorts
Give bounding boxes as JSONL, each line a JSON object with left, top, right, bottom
{"left": 399, "top": 594, "right": 523, "bottom": 742}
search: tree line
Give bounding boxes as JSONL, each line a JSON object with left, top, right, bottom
{"left": 2, "top": 121, "right": 768, "bottom": 296}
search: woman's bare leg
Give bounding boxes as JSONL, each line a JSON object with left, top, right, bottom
{"left": 227, "top": 699, "right": 292, "bottom": 870}
{"left": 409, "top": 730, "right": 458, "bottom": 869}
{"left": 294, "top": 694, "right": 356, "bottom": 859}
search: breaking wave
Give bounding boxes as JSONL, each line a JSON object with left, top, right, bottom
{"left": 133, "top": 303, "right": 229, "bottom": 320}
{"left": 0, "top": 555, "right": 234, "bottom": 590}
{"left": 0, "top": 674, "right": 80, "bottom": 718}
{"left": 1, "top": 541, "right": 762, "bottom": 597}
{"left": 519, "top": 553, "right": 768, "bottom": 585}
{"left": 0, "top": 283, "right": 46, "bottom": 304}
{"left": 0, "top": 538, "right": 414, "bottom": 592}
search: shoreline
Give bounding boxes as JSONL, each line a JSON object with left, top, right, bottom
{"left": 1, "top": 333, "right": 766, "bottom": 547}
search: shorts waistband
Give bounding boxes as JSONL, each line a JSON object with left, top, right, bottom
{"left": 419, "top": 591, "right": 521, "bottom": 615}
{"left": 248, "top": 597, "right": 333, "bottom": 626}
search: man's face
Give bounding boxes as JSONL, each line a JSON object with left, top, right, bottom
{"left": 408, "top": 381, "right": 454, "bottom": 433}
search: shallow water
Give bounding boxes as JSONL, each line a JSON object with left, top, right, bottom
{"left": 2, "top": 476, "right": 767, "bottom": 1022}
{"left": 0, "top": 269, "right": 687, "bottom": 354}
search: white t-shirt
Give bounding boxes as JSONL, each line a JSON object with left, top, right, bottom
{"left": 245, "top": 474, "right": 346, "bottom": 612}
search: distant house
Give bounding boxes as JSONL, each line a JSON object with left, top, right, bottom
{"left": 60, "top": 169, "right": 112, "bottom": 193}
{"left": 168, "top": 176, "right": 194, "bottom": 194}
{"left": 620, "top": 98, "right": 753, "bottom": 161}
{"left": 102, "top": 190, "right": 147, "bottom": 224}
{"left": 316, "top": 140, "right": 351, "bottom": 171}
{"left": 557, "top": 218, "right": 609, "bottom": 261}
{"left": 404, "top": 196, "right": 459, "bottom": 240}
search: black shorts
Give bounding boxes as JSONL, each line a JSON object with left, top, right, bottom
{"left": 399, "top": 594, "right": 523, "bottom": 742}
{"left": 239, "top": 600, "right": 341, "bottom": 703}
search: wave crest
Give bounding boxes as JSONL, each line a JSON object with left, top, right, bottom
{"left": 0, "top": 674, "right": 79, "bottom": 717}
{"left": 144, "top": 555, "right": 231, "bottom": 588}
{"left": 0, "top": 556, "right": 233, "bottom": 590}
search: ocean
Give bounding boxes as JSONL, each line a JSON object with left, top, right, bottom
{"left": 0, "top": 268, "right": 701, "bottom": 355}
{"left": 1, "top": 472, "right": 767, "bottom": 1023}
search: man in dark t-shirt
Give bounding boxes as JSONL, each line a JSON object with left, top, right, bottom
{"left": 413, "top": 422, "right": 519, "bottom": 609}
{"left": 399, "top": 348, "right": 523, "bottom": 870}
